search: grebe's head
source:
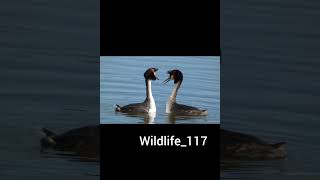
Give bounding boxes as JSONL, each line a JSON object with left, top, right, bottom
{"left": 163, "top": 69, "right": 183, "bottom": 84}
{"left": 144, "top": 68, "right": 159, "bottom": 81}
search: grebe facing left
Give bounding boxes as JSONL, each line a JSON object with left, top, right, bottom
{"left": 115, "top": 68, "right": 159, "bottom": 114}
{"left": 163, "top": 69, "right": 208, "bottom": 116}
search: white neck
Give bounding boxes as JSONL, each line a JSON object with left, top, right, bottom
{"left": 166, "top": 81, "right": 181, "bottom": 113}
{"left": 146, "top": 80, "right": 156, "bottom": 113}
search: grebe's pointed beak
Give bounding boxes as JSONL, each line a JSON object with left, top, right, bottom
{"left": 162, "top": 77, "right": 171, "bottom": 84}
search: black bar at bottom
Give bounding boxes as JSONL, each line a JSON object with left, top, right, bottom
{"left": 101, "top": 124, "right": 219, "bottom": 179}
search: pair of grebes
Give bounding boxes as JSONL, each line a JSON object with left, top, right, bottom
{"left": 115, "top": 68, "right": 208, "bottom": 116}
{"left": 41, "top": 68, "right": 286, "bottom": 160}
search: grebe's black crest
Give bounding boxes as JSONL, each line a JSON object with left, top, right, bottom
{"left": 163, "top": 69, "right": 183, "bottom": 84}
{"left": 144, "top": 68, "right": 159, "bottom": 81}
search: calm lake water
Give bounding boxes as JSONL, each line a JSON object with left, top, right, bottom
{"left": 221, "top": 0, "right": 320, "bottom": 179}
{"left": 100, "top": 56, "right": 220, "bottom": 124}
{"left": 0, "top": 0, "right": 99, "bottom": 179}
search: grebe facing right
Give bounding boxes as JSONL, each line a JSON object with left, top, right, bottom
{"left": 163, "top": 69, "right": 208, "bottom": 116}
{"left": 115, "top": 68, "right": 158, "bottom": 114}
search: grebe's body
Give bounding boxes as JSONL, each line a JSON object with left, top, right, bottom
{"left": 163, "top": 69, "right": 208, "bottom": 116}
{"left": 115, "top": 68, "right": 158, "bottom": 114}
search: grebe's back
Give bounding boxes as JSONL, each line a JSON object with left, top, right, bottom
{"left": 170, "top": 103, "right": 208, "bottom": 116}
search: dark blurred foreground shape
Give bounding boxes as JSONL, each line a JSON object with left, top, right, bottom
{"left": 221, "top": 129, "right": 286, "bottom": 160}
{"left": 41, "top": 125, "right": 100, "bottom": 161}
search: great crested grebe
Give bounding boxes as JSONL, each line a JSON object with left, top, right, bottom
{"left": 115, "top": 67, "right": 159, "bottom": 113}
{"left": 163, "top": 69, "right": 208, "bottom": 116}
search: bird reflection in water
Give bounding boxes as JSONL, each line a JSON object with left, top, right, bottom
{"left": 166, "top": 113, "right": 207, "bottom": 124}
{"left": 116, "top": 111, "right": 156, "bottom": 124}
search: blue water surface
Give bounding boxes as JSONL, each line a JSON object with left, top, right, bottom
{"left": 100, "top": 56, "right": 220, "bottom": 124}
